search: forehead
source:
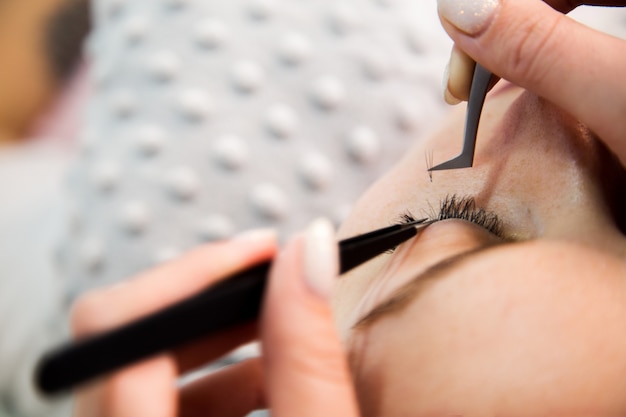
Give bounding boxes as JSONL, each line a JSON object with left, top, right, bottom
{"left": 338, "top": 87, "right": 602, "bottom": 241}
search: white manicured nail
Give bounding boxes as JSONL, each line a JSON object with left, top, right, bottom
{"left": 441, "top": 62, "right": 461, "bottom": 106}
{"left": 445, "top": 46, "right": 476, "bottom": 104}
{"left": 438, "top": 0, "right": 500, "bottom": 35}
{"left": 443, "top": 60, "right": 462, "bottom": 105}
{"left": 304, "top": 218, "right": 338, "bottom": 299}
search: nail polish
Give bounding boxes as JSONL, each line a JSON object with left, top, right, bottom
{"left": 446, "top": 46, "right": 476, "bottom": 103}
{"left": 438, "top": 0, "right": 500, "bottom": 35}
{"left": 304, "top": 218, "right": 338, "bottom": 299}
{"left": 442, "top": 62, "right": 462, "bottom": 105}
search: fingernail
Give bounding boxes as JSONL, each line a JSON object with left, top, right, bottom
{"left": 231, "top": 228, "right": 277, "bottom": 243}
{"left": 445, "top": 46, "right": 475, "bottom": 103}
{"left": 443, "top": 61, "right": 462, "bottom": 105}
{"left": 304, "top": 218, "right": 338, "bottom": 299}
{"left": 438, "top": 0, "right": 500, "bottom": 35}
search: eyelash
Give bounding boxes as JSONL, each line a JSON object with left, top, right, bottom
{"left": 398, "top": 194, "right": 504, "bottom": 238}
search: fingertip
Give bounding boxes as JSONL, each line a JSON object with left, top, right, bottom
{"left": 443, "top": 59, "right": 463, "bottom": 105}
{"left": 444, "top": 86, "right": 463, "bottom": 105}
{"left": 303, "top": 218, "right": 338, "bottom": 300}
{"left": 442, "top": 0, "right": 626, "bottom": 156}
{"left": 262, "top": 221, "right": 359, "bottom": 416}
{"left": 445, "top": 45, "right": 474, "bottom": 103}
{"left": 438, "top": 0, "right": 500, "bottom": 36}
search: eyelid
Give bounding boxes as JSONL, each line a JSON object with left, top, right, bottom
{"left": 351, "top": 243, "right": 501, "bottom": 332}
{"left": 398, "top": 194, "right": 505, "bottom": 239}
{"left": 352, "top": 221, "right": 509, "bottom": 332}
{"left": 416, "top": 218, "right": 505, "bottom": 251}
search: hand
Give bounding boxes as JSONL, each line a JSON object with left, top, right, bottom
{"left": 438, "top": 0, "right": 626, "bottom": 165}
{"left": 71, "top": 221, "right": 359, "bottom": 417}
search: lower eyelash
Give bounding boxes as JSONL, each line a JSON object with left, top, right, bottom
{"left": 398, "top": 194, "right": 504, "bottom": 238}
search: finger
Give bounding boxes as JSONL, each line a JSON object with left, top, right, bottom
{"left": 437, "top": 0, "right": 626, "bottom": 165}
{"left": 71, "top": 229, "right": 277, "bottom": 337}
{"left": 179, "top": 358, "right": 265, "bottom": 417}
{"left": 443, "top": 45, "right": 477, "bottom": 104}
{"left": 261, "top": 219, "right": 359, "bottom": 417}
{"left": 548, "top": 0, "right": 626, "bottom": 13}
{"left": 172, "top": 322, "right": 257, "bottom": 373}
{"left": 75, "top": 355, "right": 177, "bottom": 417}
{"left": 443, "top": 0, "right": 625, "bottom": 103}
{"left": 443, "top": 44, "right": 502, "bottom": 104}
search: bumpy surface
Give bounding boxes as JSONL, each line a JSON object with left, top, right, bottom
{"left": 59, "top": 0, "right": 453, "bottom": 294}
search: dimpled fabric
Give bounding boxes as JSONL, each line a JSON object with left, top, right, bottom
{"left": 58, "top": 0, "right": 452, "bottom": 296}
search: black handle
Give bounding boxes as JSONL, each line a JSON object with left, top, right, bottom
{"left": 37, "top": 262, "right": 270, "bottom": 395}
{"left": 36, "top": 223, "right": 421, "bottom": 395}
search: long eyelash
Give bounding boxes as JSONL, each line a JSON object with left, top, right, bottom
{"left": 398, "top": 194, "right": 504, "bottom": 238}
{"left": 425, "top": 149, "right": 434, "bottom": 183}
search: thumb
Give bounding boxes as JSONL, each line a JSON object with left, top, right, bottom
{"left": 261, "top": 218, "right": 360, "bottom": 417}
{"left": 438, "top": 0, "right": 626, "bottom": 163}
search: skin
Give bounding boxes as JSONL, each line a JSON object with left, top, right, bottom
{"left": 442, "top": 0, "right": 626, "bottom": 165}
{"left": 0, "top": 0, "right": 63, "bottom": 143}
{"left": 0, "top": 0, "right": 88, "bottom": 144}
{"left": 71, "top": 230, "right": 359, "bottom": 417}
{"left": 332, "top": 84, "right": 626, "bottom": 415}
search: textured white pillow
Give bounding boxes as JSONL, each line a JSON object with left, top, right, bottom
{"left": 58, "top": 0, "right": 453, "bottom": 296}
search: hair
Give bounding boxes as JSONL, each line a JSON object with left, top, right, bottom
{"left": 44, "top": 0, "right": 91, "bottom": 82}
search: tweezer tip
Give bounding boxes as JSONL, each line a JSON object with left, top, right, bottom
{"left": 428, "top": 165, "right": 472, "bottom": 172}
{"left": 427, "top": 160, "right": 473, "bottom": 172}
{"left": 400, "top": 218, "right": 429, "bottom": 228}
{"left": 410, "top": 219, "right": 437, "bottom": 228}
{"left": 405, "top": 218, "right": 437, "bottom": 228}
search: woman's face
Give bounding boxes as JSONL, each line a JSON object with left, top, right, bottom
{"left": 333, "top": 84, "right": 626, "bottom": 416}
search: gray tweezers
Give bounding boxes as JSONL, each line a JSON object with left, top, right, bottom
{"left": 429, "top": 63, "right": 492, "bottom": 171}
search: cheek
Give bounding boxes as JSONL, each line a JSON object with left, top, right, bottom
{"left": 351, "top": 243, "right": 626, "bottom": 416}
{"left": 332, "top": 275, "right": 367, "bottom": 339}
{"left": 333, "top": 220, "right": 499, "bottom": 340}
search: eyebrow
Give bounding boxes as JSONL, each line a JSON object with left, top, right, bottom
{"left": 352, "top": 244, "right": 503, "bottom": 330}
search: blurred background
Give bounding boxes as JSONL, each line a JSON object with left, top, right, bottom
{"left": 0, "top": 1, "right": 625, "bottom": 416}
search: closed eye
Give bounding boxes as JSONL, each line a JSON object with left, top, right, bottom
{"left": 398, "top": 194, "right": 504, "bottom": 238}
